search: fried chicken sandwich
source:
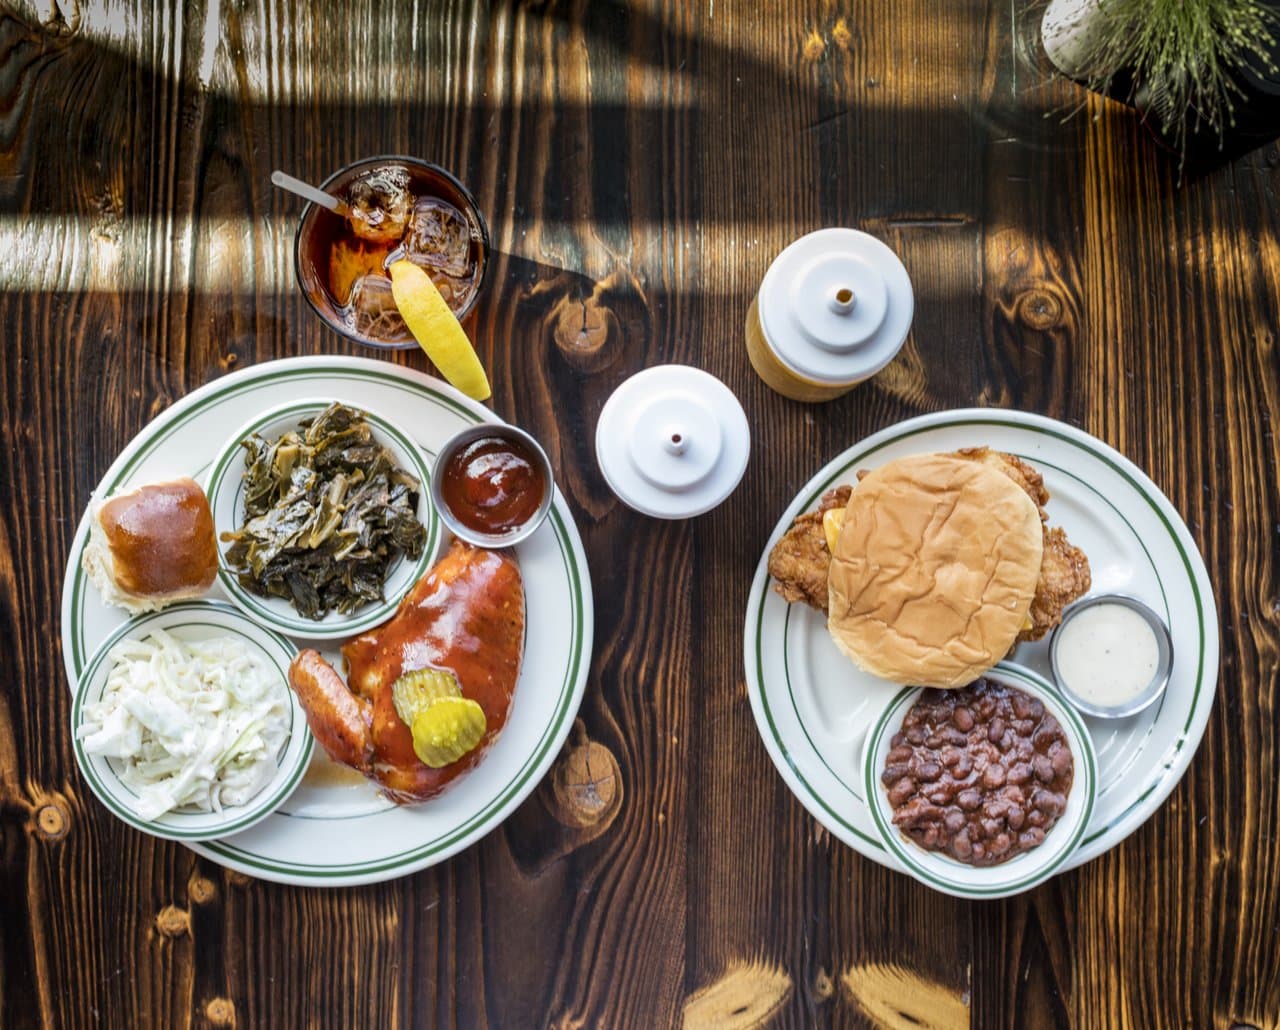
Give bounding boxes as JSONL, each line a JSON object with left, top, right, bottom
{"left": 767, "top": 449, "right": 1091, "bottom": 688}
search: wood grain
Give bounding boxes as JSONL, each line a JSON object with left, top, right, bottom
{"left": 1, "top": 0, "right": 1278, "bottom": 1026}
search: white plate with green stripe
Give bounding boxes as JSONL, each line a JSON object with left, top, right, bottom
{"left": 744, "top": 409, "right": 1217, "bottom": 888}
{"left": 62, "top": 356, "right": 594, "bottom": 886}
{"left": 863, "top": 664, "right": 1097, "bottom": 899}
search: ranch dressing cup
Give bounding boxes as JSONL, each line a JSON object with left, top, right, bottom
{"left": 746, "top": 228, "right": 914, "bottom": 402}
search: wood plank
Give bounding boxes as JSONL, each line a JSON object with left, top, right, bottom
{"left": 0, "top": 0, "right": 1278, "bottom": 1026}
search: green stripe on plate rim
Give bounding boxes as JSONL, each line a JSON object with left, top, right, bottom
{"left": 204, "top": 399, "right": 440, "bottom": 638}
{"left": 67, "top": 362, "right": 590, "bottom": 878}
{"left": 751, "top": 415, "right": 1208, "bottom": 856}
{"left": 71, "top": 603, "right": 313, "bottom": 840}
{"left": 861, "top": 664, "right": 1098, "bottom": 897}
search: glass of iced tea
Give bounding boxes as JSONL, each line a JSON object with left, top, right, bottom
{"left": 294, "top": 156, "right": 489, "bottom": 350}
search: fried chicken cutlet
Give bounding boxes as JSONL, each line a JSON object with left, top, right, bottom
{"left": 1028, "top": 527, "right": 1091, "bottom": 639}
{"left": 767, "top": 485, "right": 852, "bottom": 609}
{"left": 767, "top": 448, "right": 1090, "bottom": 642}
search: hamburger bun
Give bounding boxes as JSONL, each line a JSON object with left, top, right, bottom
{"left": 827, "top": 453, "right": 1043, "bottom": 688}
{"left": 82, "top": 477, "right": 219, "bottom": 614}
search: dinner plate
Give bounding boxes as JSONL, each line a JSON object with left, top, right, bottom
{"left": 744, "top": 408, "right": 1218, "bottom": 878}
{"left": 62, "top": 356, "right": 594, "bottom": 886}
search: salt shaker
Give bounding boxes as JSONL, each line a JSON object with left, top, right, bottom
{"left": 595, "top": 365, "right": 750, "bottom": 519}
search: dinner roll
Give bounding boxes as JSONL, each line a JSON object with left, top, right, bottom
{"left": 82, "top": 477, "right": 218, "bottom": 614}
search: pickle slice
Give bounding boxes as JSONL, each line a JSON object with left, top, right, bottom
{"left": 410, "top": 697, "right": 487, "bottom": 768}
{"left": 391, "top": 668, "right": 462, "bottom": 728}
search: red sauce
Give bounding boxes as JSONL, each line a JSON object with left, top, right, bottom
{"left": 440, "top": 435, "right": 545, "bottom": 535}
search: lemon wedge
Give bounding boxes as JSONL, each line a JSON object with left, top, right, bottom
{"left": 389, "top": 259, "right": 491, "bottom": 401}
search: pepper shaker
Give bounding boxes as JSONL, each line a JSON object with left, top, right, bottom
{"left": 745, "top": 228, "right": 914, "bottom": 402}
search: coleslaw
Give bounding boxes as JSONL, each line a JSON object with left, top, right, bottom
{"left": 77, "top": 629, "right": 290, "bottom": 820}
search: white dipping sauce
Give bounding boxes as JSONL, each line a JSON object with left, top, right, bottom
{"left": 1055, "top": 603, "right": 1160, "bottom": 707}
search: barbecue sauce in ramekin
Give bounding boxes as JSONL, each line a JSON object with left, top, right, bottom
{"left": 439, "top": 436, "right": 546, "bottom": 536}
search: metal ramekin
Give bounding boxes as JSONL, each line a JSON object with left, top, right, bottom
{"left": 429, "top": 423, "right": 554, "bottom": 548}
{"left": 1048, "top": 593, "right": 1174, "bottom": 719}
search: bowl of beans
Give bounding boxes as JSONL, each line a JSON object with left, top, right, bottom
{"left": 862, "top": 662, "right": 1097, "bottom": 899}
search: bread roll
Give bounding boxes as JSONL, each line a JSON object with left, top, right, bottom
{"left": 82, "top": 477, "right": 218, "bottom": 614}
{"left": 827, "top": 454, "right": 1043, "bottom": 688}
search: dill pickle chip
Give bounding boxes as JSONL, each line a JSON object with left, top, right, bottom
{"left": 391, "top": 668, "right": 462, "bottom": 728}
{"left": 410, "top": 697, "right": 487, "bottom": 768}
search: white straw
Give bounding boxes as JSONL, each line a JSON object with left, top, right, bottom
{"left": 271, "top": 170, "right": 344, "bottom": 213}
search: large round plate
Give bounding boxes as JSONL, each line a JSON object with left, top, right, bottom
{"left": 744, "top": 409, "right": 1217, "bottom": 875}
{"left": 62, "top": 356, "right": 594, "bottom": 886}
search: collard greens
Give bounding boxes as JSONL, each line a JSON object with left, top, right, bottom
{"left": 221, "top": 403, "right": 428, "bottom": 619}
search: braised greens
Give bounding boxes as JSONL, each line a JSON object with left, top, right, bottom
{"left": 221, "top": 403, "right": 428, "bottom": 619}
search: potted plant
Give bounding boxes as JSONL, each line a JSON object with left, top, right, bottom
{"left": 1041, "top": 0, "right": 1279, "bottom": 167}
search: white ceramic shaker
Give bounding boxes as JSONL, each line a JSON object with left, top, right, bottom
{"left": 745, "top": 227, "right": 914, "bottom": 402}
{"left": 594, "top": 365, "right": 750, "bottom": 519}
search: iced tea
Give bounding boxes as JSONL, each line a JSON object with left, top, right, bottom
{"left": 295, "top": 157, "right": 488, "bottom": 349}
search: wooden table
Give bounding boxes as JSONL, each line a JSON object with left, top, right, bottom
{"left": 3, "top": 1, "right": 1277, "bottom": 1026}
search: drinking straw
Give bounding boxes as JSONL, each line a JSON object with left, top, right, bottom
{"left": 271, "top": 170, "right": 349, "bottom": 215}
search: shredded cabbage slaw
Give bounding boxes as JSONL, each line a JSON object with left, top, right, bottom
{"left": 77, "top": 629, "right": 290, "bottom": 821}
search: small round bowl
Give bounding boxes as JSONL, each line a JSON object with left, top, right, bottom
{"left": 71, "top": 601, "right": 313, "bottom": 842}
{"left": 430, "top": 423, "right": 554, "bottom": 549}
{"left": 862, "top": 662, "right": 1097, "bottom": 899}
{"left": 1049, "top": 594, "right": 1174, "bottom": 719}
{"left": 206, "top": 398, "right": 439, "bottom": 640}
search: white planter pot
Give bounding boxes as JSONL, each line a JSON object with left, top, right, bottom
{"left": 1041, "top": 0, "right": 1124, "bottom": 79}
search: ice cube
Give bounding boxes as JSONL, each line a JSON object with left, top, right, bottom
{"left": 425, "top": 268, "right": 474, "bottom": 313}
{"left": 343, "top": 273, "right": 408, "bottom": 341}
{"left": 402, "top": 198, "right": 474, "bottom": 279}
{"left": 345, "top": 167, "right": 413, "bottom": 245}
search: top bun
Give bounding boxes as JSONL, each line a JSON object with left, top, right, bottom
{"left": 82, "top": 477, "right": 219, "bottom": 614}
{"left": 827, "top": 453, "right": 1043, "bottom": 688}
